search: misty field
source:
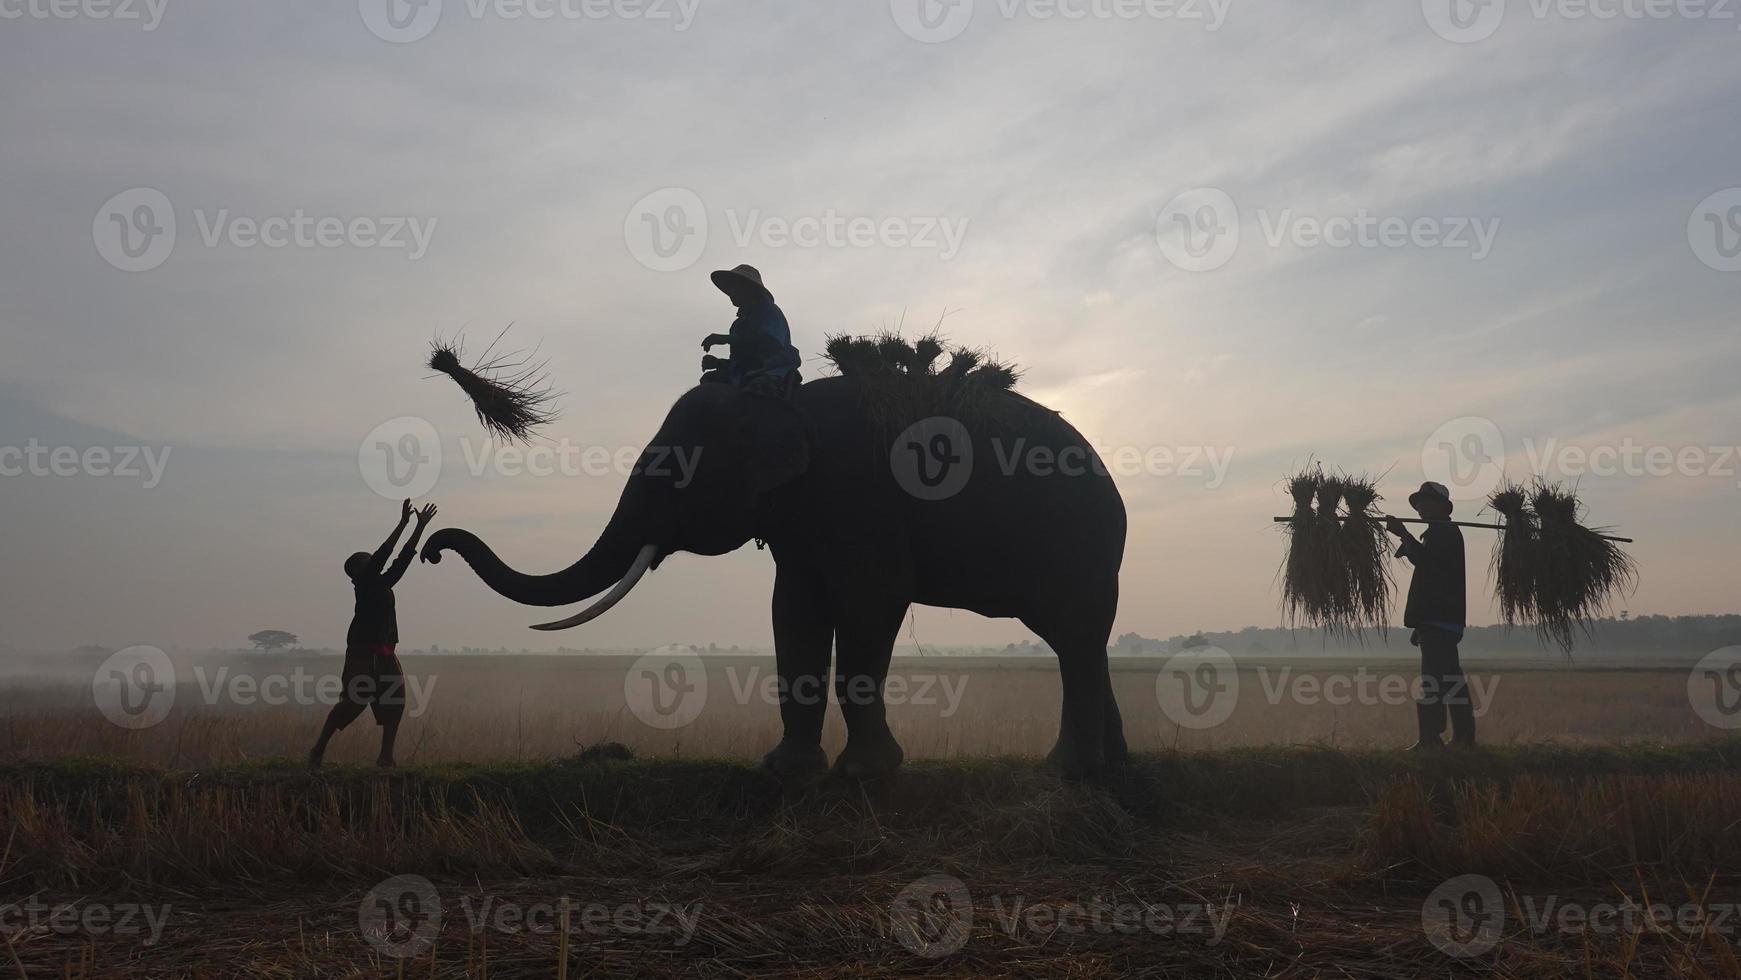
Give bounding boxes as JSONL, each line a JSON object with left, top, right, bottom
{"left": 0, "top": 649, "right": 1715, "bottom": 768}
{"left": 5, "top": 651, "right": 1739, "bottom": 977}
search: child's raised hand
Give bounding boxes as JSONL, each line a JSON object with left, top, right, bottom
{"left": 416, "top": 502, "right": 438, "bottom": 526}
{"left": 401, "top": 498, "right": 414, "bottom": 522}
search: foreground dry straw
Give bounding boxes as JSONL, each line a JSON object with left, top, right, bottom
{"left": 6, "top": 746, "right": 1741, "bottom": 978}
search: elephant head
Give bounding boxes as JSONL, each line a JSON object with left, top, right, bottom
{"left": 422, "top": 383, "right": 809, "bottom": 630}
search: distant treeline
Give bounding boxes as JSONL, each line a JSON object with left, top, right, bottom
{"left": 1115, "top": 614, "right": 1741, "bottom": 657}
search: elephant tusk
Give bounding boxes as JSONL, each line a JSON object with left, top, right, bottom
{"left": 529, "top": 544, "right": 659, "bottom": 631}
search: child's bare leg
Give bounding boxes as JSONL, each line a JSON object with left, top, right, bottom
{"left": 310, "top": 704, "right": 359, "bottom": 768}
{"left": 377, "top": 718, "right": 400, "bottom": 767}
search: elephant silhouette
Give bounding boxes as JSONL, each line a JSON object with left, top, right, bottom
{"left": 424, "top": 339, "right": 1128, "bottom": 777}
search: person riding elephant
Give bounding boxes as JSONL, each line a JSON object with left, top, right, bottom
{"left": 423, "top": 339, "right": 1127, "bottom": 778}
{"left": 699, "top": 264, "right": 802, "bottom": 395}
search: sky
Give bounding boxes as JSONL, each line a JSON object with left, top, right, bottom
{"left": 1, "top": 0, "right": 1738, "bottom": 652}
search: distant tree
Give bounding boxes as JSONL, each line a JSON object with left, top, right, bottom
{"left": 248, "top": 630, "right": 299, "bottom": 653}
{"left": 1182, "top": 632, "right": 1209, "bottom": 650}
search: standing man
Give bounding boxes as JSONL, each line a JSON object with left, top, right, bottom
{"left": 700, "top": 264, "right": 802, "bottom": 394}
{"left": 1385, "top": 481, "right": 1475, "bottom": 750}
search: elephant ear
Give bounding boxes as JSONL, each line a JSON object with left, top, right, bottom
{"left": 732, "top": 397, "right": 810, "bottom": 495}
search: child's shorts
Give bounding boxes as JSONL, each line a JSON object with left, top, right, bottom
{"left": 334, "top": 644, "right": 406, "bottom": 727}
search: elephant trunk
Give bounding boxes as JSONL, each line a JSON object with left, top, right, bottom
{"left": 422, "top": 516, "right": 647, "bottom": 609}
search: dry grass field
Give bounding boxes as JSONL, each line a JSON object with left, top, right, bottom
{"left": 3, "top": 650, "right": 1738, "bottom": 977}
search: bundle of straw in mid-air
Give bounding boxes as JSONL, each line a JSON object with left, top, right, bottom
{"left": 1488, "top": 480, "right": 1638, "bottom": 652}
{"left": 1280, "top": 467, "right": 1392, "bottom": 636}
{"left": 427, "top": 331, "right": 561, "bottom": 443}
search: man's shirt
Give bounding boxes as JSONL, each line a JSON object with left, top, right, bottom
{"left": 726, "top": 298, "right": 802, "bottom": 384}
{"left": 1396, "top": 520, "right": 1467, "bottom": 634}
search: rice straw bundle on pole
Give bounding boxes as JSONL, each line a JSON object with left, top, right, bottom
{"left": 1279, "top": 468, "right": 1392, "bottom": 636}
{"left": 427, "top": 329, "right": 561, "bottom": 443}
{"left": 1280, "top": 467, "right": 1326, "bottom": 628}
{"left": 1336, "top": 475, "right": 1394, "bottom": 638}
{"left": 1487, "top": 482, "right": 1538, "bottom": 630}
{"left": 1529, "top": 481, "right": 1638, "bottom": 652}
{"left": 1276, "top": 470, "right": 1634, "bottom": 650}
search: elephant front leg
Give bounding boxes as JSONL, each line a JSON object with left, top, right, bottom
{"left": 763, "top": 567, "right": 833, "bottom": 777}
{"left": 831, "top": 602, "right": 910, "bottom": 779}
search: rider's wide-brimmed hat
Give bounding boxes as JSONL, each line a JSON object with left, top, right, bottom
{"left": 710, "top": 264, "right": 772, "bottom": 303}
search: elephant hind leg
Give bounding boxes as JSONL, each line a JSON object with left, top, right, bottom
{"left": 1027, "top": 608, "right": 1123, "bottom": 777}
